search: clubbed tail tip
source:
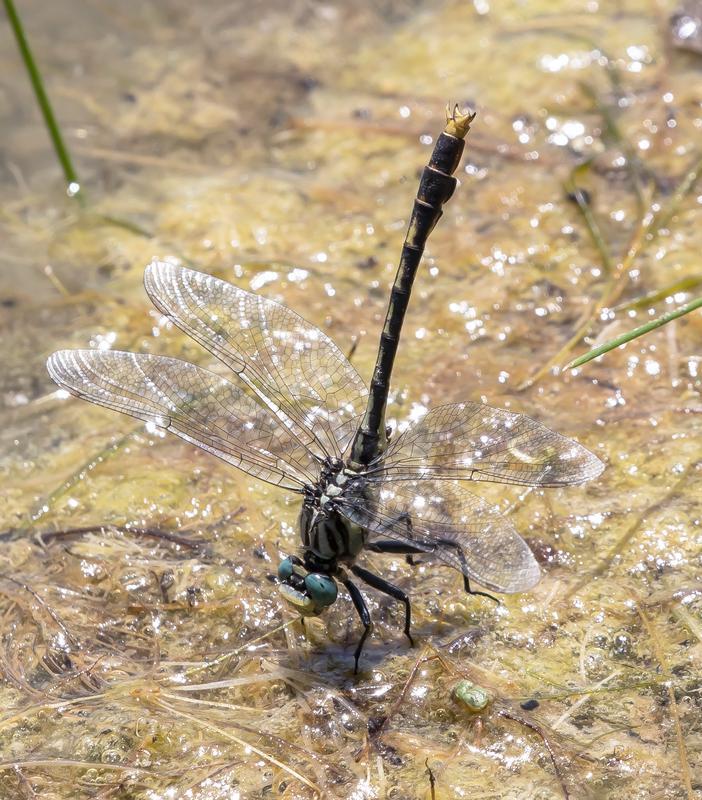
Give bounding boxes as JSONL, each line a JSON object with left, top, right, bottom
{"left": 444, "top": 104, "right": 476, "bottom": 139}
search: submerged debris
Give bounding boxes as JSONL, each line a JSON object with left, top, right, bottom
{"left": 453, "top": 679, "right": 491, "bottom": 713}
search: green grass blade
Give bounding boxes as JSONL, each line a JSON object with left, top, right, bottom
{"left": 4, "top": 0, "right": 84, "bottom": 203}
{"left": 566, "top": 296, "right": 702, "bottom": 369}
{"left": 613, "top": 275, "right": 702, "bottom": 313}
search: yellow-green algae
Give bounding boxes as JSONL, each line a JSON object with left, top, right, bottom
{"left": 1, "top": 1, "right": 701, "bottom": 798}
{"left": 453, "top": 680, "right": 491, "bottom": 713}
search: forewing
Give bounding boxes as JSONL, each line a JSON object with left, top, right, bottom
{"left": 374, "top": 402, "right": 603, "bottom": 487}
{"left": 144, "top": 261, "right": 368, "bottom": 458}
{"left": 47, "top": 350, "right": 319, "bottom": 490}
{"left": 337, "top": 479, "right": 540, "bottom": 593}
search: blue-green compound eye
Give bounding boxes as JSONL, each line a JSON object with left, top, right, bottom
{"left": 278, "top": 558, "right": 295, "bottom": 581}
{"left": 304, "top": 573, "right": 338, "bottom": 608}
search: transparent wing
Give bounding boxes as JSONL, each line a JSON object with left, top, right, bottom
{"left": 371, "top": 402, "right": 604, "bottom": 487}
{"left": 144, "top": 260, "right": 368, "bottom": 459}
{"left": 47, "top": 350, "right": 320, "bottom": 491}
{"left": 337, "top": 478, "right": 540, "bottom": 594}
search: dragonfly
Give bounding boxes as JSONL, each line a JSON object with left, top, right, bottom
{"left": 47, "top": 108, "right": 604, "bottom": 671}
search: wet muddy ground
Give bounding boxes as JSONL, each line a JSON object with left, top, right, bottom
{"left": 1, "top": 1, "right": 701, "bottom": 797}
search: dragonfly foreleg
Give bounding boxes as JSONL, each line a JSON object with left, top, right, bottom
{"left": 341, "top": 576, "right": 373, "bottom": 674}
{"left": 350, "top": 564, "right": 414, "bottom": 648}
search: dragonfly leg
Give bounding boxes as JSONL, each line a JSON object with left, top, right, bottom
{"left": 434, "top": 538, "right": 500, "bottom": 605}
{"left": 367, "top": 538, "right": 425, "bottom": 566}
{"left": 369, "top": 538, "right": 498, "bottom": 605}
{"left": 350, "top": 564, "right": 414, "bottom": 647}
{"left": 366, "top": 539, "right": 427, "bottom": 555}
{"left": 464, "top": 582, "right": 499, "bottom": 604}
{"left": 341, "top": 577, "right": 373, "bottom": 674}
{"left": 367, "top": 512, "right": 421, "bottom": 566}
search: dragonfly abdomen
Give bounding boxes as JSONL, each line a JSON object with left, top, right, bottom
{"left": 349, "top": 107, "right": 476, "bottom": 468}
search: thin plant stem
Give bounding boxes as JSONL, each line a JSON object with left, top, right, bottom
{"left": 562, "top": 460, "right": 700, "bottom": 602}
{"left": 35, "top": 525, "right": 203, "bottom": 551}
{"left": 95, "top": 214, "right": 153, "bottom": 238}
{"left": 637, "top": 605, "right": 694, "bottom": 800}
{"left": 183, "top": 619, "right": 296, "bottom": 677}
{"left": 518, "top": 193, "right": 653, "bottom": 390}
{"left": 578, "top": 81, "right": 647, "bottom": 211}
{"left": 613, "top": 275, "right": 702, "bottom": 312}
{"left": 30, "top": 427, "right": 140, "bottom": 523}
{"left": 564, "top": 165, "right": 614, "bottom": 274}
{"left": 647, "top": 151, "right": 702, "bottom": 239}
{"left": 550, "top": 670, "right": 621, "bottom": 732}
{"left": 566, "top": 296, "right": 702, "bottom": 369}
{"left": 520, "top": 100, "right": 702, "bottom": 390}
{"left": 3, "top": 0, "right": 84, "bottom": 204}
{"left": 3, "top": 2, "right": 163, "bottom": 244}
{"left": 519, "top": 675, "right": 673, "bottom": 703}
{"left": 153, "top": 698, "right": 322, "bottom": 794}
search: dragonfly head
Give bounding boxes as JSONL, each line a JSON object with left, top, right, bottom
{"left": 277, "top": 555, "right": 338, "bottom": 616}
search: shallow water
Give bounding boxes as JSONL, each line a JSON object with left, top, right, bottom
{"left": 1, "top": 1, "right": 701, "bottom": 798}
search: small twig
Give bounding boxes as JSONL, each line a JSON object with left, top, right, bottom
{"left": 13, "top": 766, "right": 37, "bottom": 800}
{"left": 0, "top": 573, "right": 79, "bottom": 649}
{"left": 0, "top": 758, "right": 161, "bottom": 776}
{"left": 425, "top": 758, "right": 436, "bottom": 800}
{"left": 35, "top": 525, "right": 204, "bottom": 551}
{"left": 496, "top": 708, "right": 572, "bottom": 799}
{"left": 182, "top": 619, "right": 297, "bottom": 676}
{"left": 514, "top": 675, "right": 672, "bottom": 703}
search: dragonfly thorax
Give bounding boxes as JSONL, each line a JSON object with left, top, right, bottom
{"left": 303, "top": 457, "right": 355, "bottom": 508}
{"left": 297, "top": 461, "right": 367, "bottom": 569}
{"left": 276, "top": 459, "right": 366, "bottom": 619}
